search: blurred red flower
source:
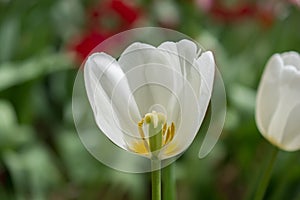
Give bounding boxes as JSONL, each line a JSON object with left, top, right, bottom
{"left": 210, "top": 2, "right": 256, "bottom": 22}
{"left": 198, "top": 0, "right": 276, "bottom": 27}
{"left": 88, "top": 0, "right": 141, "bottom": 32}
{"left": 70, "top": 31, "right": 112, "bottom": 63}
{"left": 69, "top": 0, "right": 142, "bottom": 62}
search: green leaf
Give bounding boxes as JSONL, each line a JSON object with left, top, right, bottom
{"left": 3, "top": 145, "right": 62, "bottom": 200}
{"left": 229, "top": 84, "right": 256, "bottom": 114}
{"left": 51, "top": 0, "right": 84, "bottom": 40}
{"left": 0, "top": 17, "right": 19, "bottom": 62}
{"left": 0, "top": 100, "right": 17, "bottom": 128}
{"left": 0, "top": 100, "right": 34, "bottom": 150}
{"left": 0, "top": 53, "right": 74, "bottom": 91}
{"left": 2, "top": 151, "right": 26, "bottom": 200}
{"left": 55, "top": 130, "right": 106, "bottom": 184}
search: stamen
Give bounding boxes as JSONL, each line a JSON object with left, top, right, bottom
{"left": 163, "top": 122, "right": 175, "bottom": 145}
{"left": 138, "top": 118, "right": 145, "bottom": 137}
{"left": 170, "top": 122, "right": 175, "bottom": 141}
{"left": 162, "top": 123, "right": 167, "bottom": 136}
{"left": 165, "top": 126, "right": 172, "bottom": 144}
{"left": 137, "top": 118, "right": 149, "bottom": 152}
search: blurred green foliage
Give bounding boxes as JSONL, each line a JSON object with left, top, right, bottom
{"left": 0, "top": 0, "right": 299, "bottom": 200}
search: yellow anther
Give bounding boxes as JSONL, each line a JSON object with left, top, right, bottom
{"left": 170, "top": 122, "right": 175, "bottom": 141}
{"left": 162, "top": 123, "right": 167, "bottom": 136}
{"left": 138, "top": 118, "right": 144, "bottom": 127}
{"left": 145, "top": 114, "right": 152, "bottom": 124}
{"left": 165, "top": 127, "right": 171, "bottom": 144}
{"left": 163, "top": 122, "right": 176, "bottom": 145}
{"left": 137, "top": 118, "right": 149, "bottom": 152}
{"left": 138, "top": 120, "right": 146, "bottom": 138}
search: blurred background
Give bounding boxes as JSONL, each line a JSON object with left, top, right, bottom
{"left": 0, "top": 0, "right": 300, "bottom": 199}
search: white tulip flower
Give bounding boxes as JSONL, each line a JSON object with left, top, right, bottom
{"left": 256, "top": 51, "right": 300, "bottom": 151}
{"left": 84, "top": 39, "right": 215, "bottom": 160}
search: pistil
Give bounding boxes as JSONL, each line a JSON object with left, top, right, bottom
{"left": 131, "top": 111, "right": 176, "bottom": 158}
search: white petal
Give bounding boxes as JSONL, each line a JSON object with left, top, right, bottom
{"left": 160, "top": 81, "right": 201, "bottom": 159}
{"left": 155, "top": 44, "right": 215, "bottom": 159}
{"left": 281, "top": 103, "right": 300, "bottom": 151}
{"left": 194, "top": 51, "right": 215, "bottom": 114}
{"left": 142, "top": 64, "right": 183, "bottom": 124}
{"left": 158, "top": 39, "right": 199, "bottom": 81}
{"left": 281, "top": 51, "right": 300, "bottom": 70}
{"left": 168, "top": 40, "right": 200, "bottom": 94}
{"left": 158, "top": 40, "right": 204, "bottom": 120}
{"left": 196, "top": 51, "right": 215, "bottom": 93}
{"left": 118, "top": 44, "right": 185, "bottom": 156}
{"left": 255, "top": 54, "right": 282, "bottom": 137}
{"left": 158, "top": 41, "right": 181, "bottom": 73}
{"left": 84, "top": 53, "right": 141, "bottom": 150}
{"left": 84, "top": 53, "right": 125, "bottom": 148}
{"left": 158, "top": 40, "right": 198, "bottom": 123}
{"left": 165, "top": 51, "right": 215, "bottom": 158}
{"left": 118, "top": 42, "right": 170, "bottom": 115}
{"left": 268, "top": 66, "right": 300, "bottom": 144}
{"left": 118, "top": 41, "right": 187, "bottom": 132}
{"left": 119, "top": 42, "right": 164, "bottom": 72}
{"left": 193, "top": 51, "right": 215, "bottom": 134}
{"left": 175, "top": 39, "right": 198, "bottom": 69}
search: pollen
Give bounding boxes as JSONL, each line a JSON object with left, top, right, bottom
{"left": 163, "top": 122, "right": 175, "bottom": 145}
{"left": 130, "top": 141, "right": 149, "bottom": 154}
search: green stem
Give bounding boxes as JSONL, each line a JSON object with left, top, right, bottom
{"left": 152, "top": 159, "right": 161, "bottom": 200}
{"left": 162, "top": 163, "right": 176, "bottom": 200}
{"left": 254, "top": 146, "right": 279, "bottom": 200}
{"left": 148, "top": 119, "right": 163, "bottom": 200}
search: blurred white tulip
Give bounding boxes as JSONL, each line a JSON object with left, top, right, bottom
{"left": 256, "top": 51, "right": 300, "bottom": 151}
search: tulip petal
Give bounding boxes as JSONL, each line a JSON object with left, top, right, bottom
{"left": 118, "top": 42, "right": 189, "bottom": 129}
{"left": 159, "top": 54, "right": 215, "bottom": 159}
{"left": 281, "top": 51, "right": 300, "bottom": 70}
{"left": 193, "top": 51, "right": 215, "bottom": 139}
{"left": 119, "top": 42, "right": 166, "bottom": 72}
{"left": 157, "top": 41, "right": 182, "bottom": 73}
{"left": 118, "top": 42, "right": 170, "bottom": 115}
{"left": 157, "top": 40, "right": 201, "bottom": 123}
{"left": 84, "top": 53, "right": 125, "bottom": 148}
{"left": 268, "top": 66, "right": 300, "bottom": 143}
{"left": 256, "top": 54, "right": 282, "bottom": 137}
{"left": 171, "top": 39, "right": 198, "bottom": 75}
{"left": 158, "top": 39, "right": 198, "bottom": 65}
{"left": 84, "top": 53, "right": 140, "bottom": 150}
{"left": 267, "top": 66, "right": 300, "bottom": 144}
{"left": 156, "top": 41, "right": 182, "bottom": 124}
{"left": 281, "top": 104, "right": 300, "bottom": 151}
{"left": 155, "top": 41, "right": 216, "bottom": 159}
{"left": 118, "top": 42, "right": 188, "bottom": 154}
{"left": 163, "top": 40, "right": 202, "bottom": 91}
{"left": 158, "top": 39, "right": 200, "bottom": 95}
{"left": 195, "top": 51, "right": 215, "bottom": 106}
{"left": 159, "top": 79, "right": 201, "bottom": 159}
